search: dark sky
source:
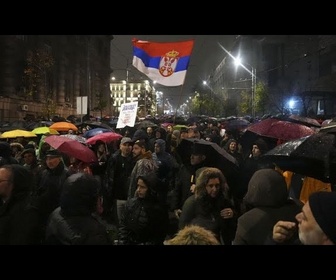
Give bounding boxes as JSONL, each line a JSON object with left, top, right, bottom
{"left": 110, "top": 35, "right": 238, "bottom": 109}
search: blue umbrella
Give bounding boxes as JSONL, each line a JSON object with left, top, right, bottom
{"left": 83, "top": 128, "right": 112, "bottom": 139}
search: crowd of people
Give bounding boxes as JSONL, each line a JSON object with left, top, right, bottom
{"left": 0, "top": 118, "right": 335, "bottom": 245}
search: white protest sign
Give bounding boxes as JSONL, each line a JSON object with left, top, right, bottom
{"left": 116, "top": 102, "right": 138, "bottom": 129}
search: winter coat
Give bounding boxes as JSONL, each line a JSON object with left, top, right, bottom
{"left": 0, "top": 165, "right": 41, "bottom": 244}
{"left": 170, "top": 162, "right": 207, "bottom": 211}
{"left": 106, "top": 149, "right": 134, "bottom": 200}
{"left": 118, "top": 196, "right": 169, "bottom": 245}
{"left": 34, "top": 162, "right": 70, "bottom": 227}
{"left": 45, "top": 207, "right": 112, "bottom": 245}
{"left": 233, "top": 169, "right": 302, "bottom": 245}
{"left": 179, "top": 193, "right": 236, "bottom": 244}
{"left": 127, "top": 151, "right": 158, "bottom": 199}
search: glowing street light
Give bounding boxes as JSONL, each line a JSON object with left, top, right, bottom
{"left": 233, "top": 56, "right": 257, "bottom": 117}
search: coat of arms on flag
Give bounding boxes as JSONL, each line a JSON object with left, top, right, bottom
{"left": 132, "top": 38, "right": 194, "bottom": 87}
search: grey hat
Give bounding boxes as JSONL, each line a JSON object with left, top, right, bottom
{"left": 120, "top": 137, "right": 133, "bottom": 145}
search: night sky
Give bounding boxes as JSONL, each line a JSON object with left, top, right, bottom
{"left": 110, "top": 35, "right": 238, "bottom": 109}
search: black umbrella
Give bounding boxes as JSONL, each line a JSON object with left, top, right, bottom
{"left": 177, "top": 138, "right": 239, "bottom": 181}
{"left": 225, "top": 118, "right": 250, "bottom": 131}
{"left": 263, "top": 131, "right": 336, "bottom": 184}
{"left": 135, "top": 120, "right": 157, "bottom": 129}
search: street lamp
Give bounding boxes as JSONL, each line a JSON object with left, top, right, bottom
{"left": 233, "top": 57, "right": 257, "bottom": 118}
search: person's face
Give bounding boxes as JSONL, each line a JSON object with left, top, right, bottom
{"left": 98, "top": 144, "right": 105, "bottom": 152}
{"left": 180, "top": 132, "right": 188, "bottom": 140}
{"left": 147, "top": 127, "right": 153, "bottom": 135}
{"left": 23, "top": 152, "right": 35, "bottom": 165}
{"left": 187, "top": 129, "right": 195, "bottom": 138}
{"left": 296, "top": 201, "right": 326, "bottom": 245}
{"left": 136, "top": 178, "right": 148, "bottom": 198}
{"left": 205, "top": 178, "right": 220, "bottom": 198}
{"left": 0, "top": 168, "right": 13, "bottom": 200}
{"left": 45, "top": 156, "right": 62, "bottom": 169}
{"left": 190, "top": 153, "right": 205, "bottom": 165}
{"left": 154, "top": 143, "right": 161, "bottom": 153}
{"left": 120, "top": 142, "right": 132, "bottom": 156}
{"left": 251, "top": 145, "right": 261, "bottom": 157}
{"left": 194, "top": 131, "right": 201, "bottom": 139}
{"left": 229, "top": 141, "right": 237, "bottom": 151}
{"left": 132, "top": 144, "right": 144, "bottom": 158}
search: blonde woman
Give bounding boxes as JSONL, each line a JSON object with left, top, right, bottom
{"left": 178, "top": 167, "right": 237, "bottom": 245}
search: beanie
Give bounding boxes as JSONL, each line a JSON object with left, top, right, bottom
{"left": 254, "top": 138, "right": 269, "bottom": 154}
{"left": 309, "top": 191, "right": 336, "bottom": 244}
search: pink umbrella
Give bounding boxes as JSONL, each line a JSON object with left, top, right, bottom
{"left": 44, "top": 135, "right": 97, "bottom": 163}
{"left": 86, "top": 132, "right": 123, "bottom": 145}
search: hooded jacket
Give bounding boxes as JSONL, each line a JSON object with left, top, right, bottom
{"left": 127, "top": 151, "right": 158, "bottom": 199}
{"left": 118, "top": 172, "right": 169, "bottom": 245}
{"left": 233, "top": 169, "right": 302, "bottom": 245}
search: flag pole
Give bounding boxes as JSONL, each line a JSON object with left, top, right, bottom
{"left": 174, "top": 84, "right": 185, "bottom": 125}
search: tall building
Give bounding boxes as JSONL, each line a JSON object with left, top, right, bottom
{"left": 0, "top": 35, "right": 113, "bottom": 122}
{"left": 210, "top": 35, "right": 336, "bottom": 118}
{"left": 109, "top": 79, "right": 156, "bottom": 118}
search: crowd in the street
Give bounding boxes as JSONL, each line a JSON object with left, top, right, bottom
{"left": 0, "top": 116, "right": 335, "bottom": 245}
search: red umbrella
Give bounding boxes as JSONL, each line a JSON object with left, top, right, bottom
{"left": 246, "top": 118, "right": 315, "bottom": 141}
{"left": 86, "top": 132, "right": 123, "bottom": 145}
{"left": 44, "top": 135, "right": 97, "bottom": 163}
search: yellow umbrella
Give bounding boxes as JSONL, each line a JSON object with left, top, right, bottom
{"left": 0, "top": 129, "right": 37, "bottom": 138}
{"left": 32, "top": 127, "right": 59, "bottom": 135}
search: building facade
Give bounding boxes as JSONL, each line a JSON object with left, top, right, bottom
{"left": 0, "top": 35, "right": 113, "bottom": 122}
{"left": 109, "top": 79, "right": 156, "bottom": 118}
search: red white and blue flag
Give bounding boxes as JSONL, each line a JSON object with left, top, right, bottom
{"left": 132, "top": 38, "right": 194, "bottom": 87}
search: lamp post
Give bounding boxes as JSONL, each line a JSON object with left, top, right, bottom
{"left": 233, "top": 57, "right": 257, "bottom": 118}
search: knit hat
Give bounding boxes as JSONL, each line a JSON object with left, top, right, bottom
{"left": 253, "top": 138, "right": 269, "bottom": 154}
{"left": 309, "top": 191, "right": 336, "bottom": 244}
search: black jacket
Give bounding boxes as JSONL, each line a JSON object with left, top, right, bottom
{"left": 118, "top": 196, "right": 169, "bottom": 245}
{"left": 45, "top": 207, "right": 112, "bottom": 245}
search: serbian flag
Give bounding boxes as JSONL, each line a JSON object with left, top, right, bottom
{"left": 132, "top": 38, "right": 194, "bottom": 87}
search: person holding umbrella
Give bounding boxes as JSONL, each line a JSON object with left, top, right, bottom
{"left": 170, "top": 145, "right": 209, "bottom": 223}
